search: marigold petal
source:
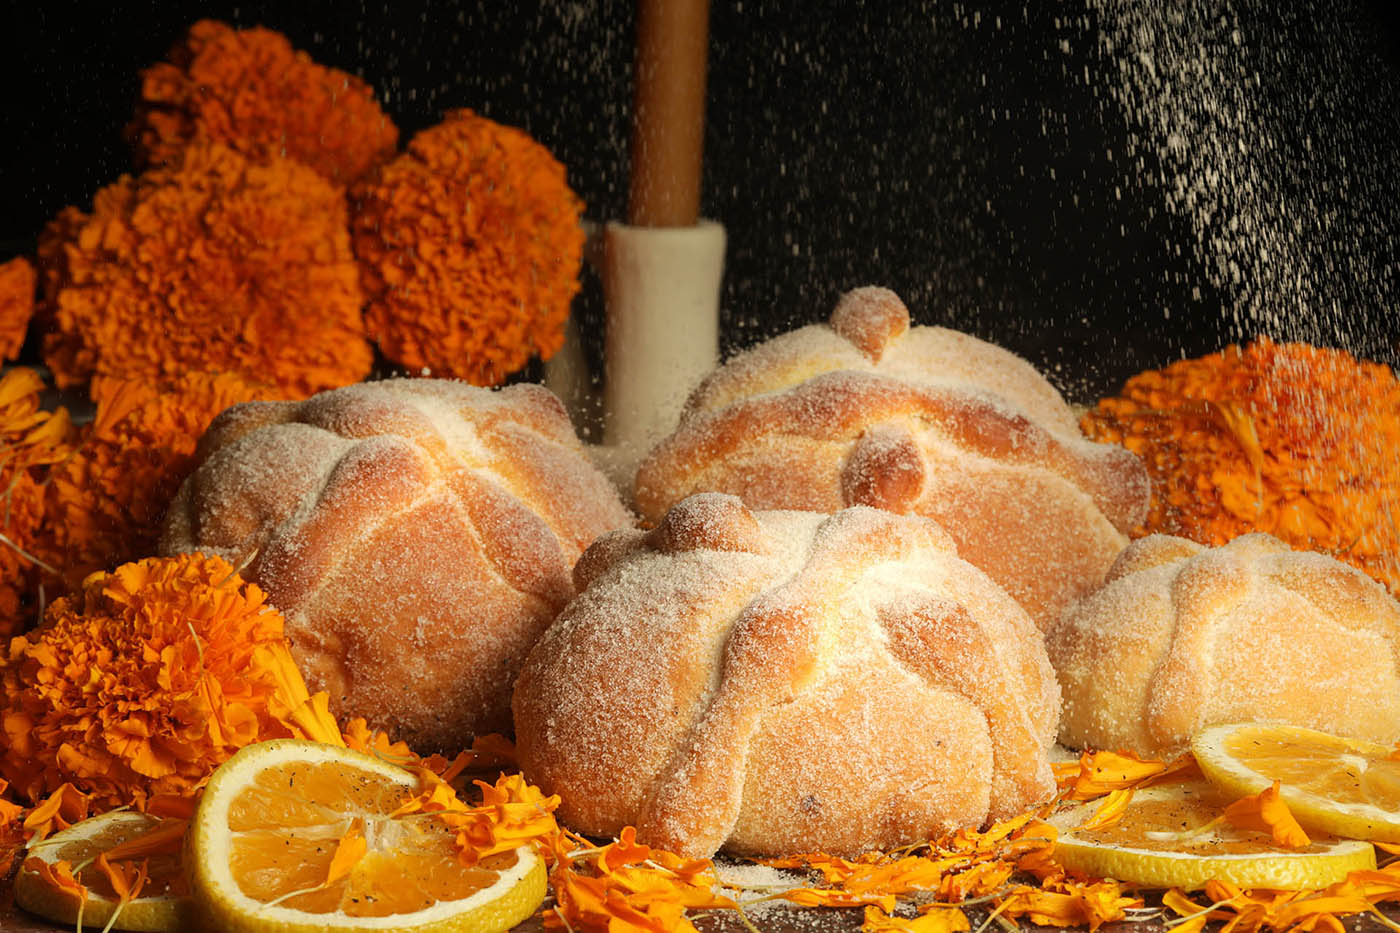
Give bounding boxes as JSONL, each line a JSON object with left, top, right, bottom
{"left": 1222, "top": 782, "right": 1311, "bottom": 848}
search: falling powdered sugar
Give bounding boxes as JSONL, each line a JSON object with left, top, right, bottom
{"left": 1088, "top": 0, "right": 1399, "bottom": 360}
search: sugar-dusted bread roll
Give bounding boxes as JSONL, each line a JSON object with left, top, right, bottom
{"left": 634, "top": 287, "right": 1149, "bottom": 630}
{"left": 161, "top": 378, "right": 632, "bottom": 750}
{"left": 1048, "top": 532, "right": 1400, "bottom": 757}
{"left": 513, "top": 492, "right": 1061, "bottom": 858}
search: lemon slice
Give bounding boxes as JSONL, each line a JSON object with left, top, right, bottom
{"left": 1192, "top": 722, "right": 1400, "bottom": 843}
{"left": 1049, "top": 779, "right": 1375, "bottom": 890}
{"left": 186, "top": 739, "right": 547, "bottom": 933}
{"left": 13, "top": 810, "right": 189, "bottom": 932}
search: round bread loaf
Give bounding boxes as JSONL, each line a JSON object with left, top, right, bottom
{"left": 161, "top": 378, "right": 633, "bottom": 750}
{"left": 1048, "top": 532, "right": 1400, "bottom": 757}
{"left": 633, "top": 286, "right": 1150, "bottom": 631}
{"left": 512, "top": 492, "right": 1061, "bottom": 858}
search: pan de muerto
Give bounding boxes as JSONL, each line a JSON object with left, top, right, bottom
{"left": 633, "top": 287, "right": 1150, "bottom": 630}
{"left": 161, "top": 378, "right": 632, "bottom": 750}
{"left": 1048, "top": 532, "right": 1400, "bottom": 757}
{"left": 512, "top": 492, "right": 1061, "bottom": 858}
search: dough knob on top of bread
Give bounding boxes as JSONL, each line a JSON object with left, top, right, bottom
{"left": 512, "top": 492, "right": 1061, "bottom": 858}
{"left": 1048, "top": 532, "right": 1400, "bottom": 757}
{"left": 634, "top": 286, "right": 1150, "bottom": 630}
{"left": 161, "top": 378, "right": 633, "bottom": 751}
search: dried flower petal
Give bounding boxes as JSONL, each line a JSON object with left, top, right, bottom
{"left": 102, "top": 819, "right": 188, "bottom": 863}
{"left": 997, "top": 880, "right": 1141, "bottom": 931}
{"left": 860, "top": 905, "right": 971, "bottom": 933}
{"left": 1081, "top": 788, "right": 1135, "bottom": 831}
{"left": 21, "top": 783, "right": 91, "bottom": 844}
{"left": 95, "top": 851, "right": 149, "bottom": 905}
{"left": 324, "top": 817, "right": 368, "bottom": 888}
{"left": 1222, "top": 782, "right": 1312, "bottom": 849}
{"left": 1057, "top": 749, "right": 1195, "bottom": 800}
{"left": 22, "top": 855, "right": 87, "bottom": 908}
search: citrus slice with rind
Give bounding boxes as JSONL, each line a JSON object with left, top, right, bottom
{"left": 186, "top": 739, "right": 547, "bottom": 933}
{"left": 1049, "top": 779, "right": 1375, "bottom": 890}
{"left": 1192, "top": 722, "right": 1400, "bottom": 843}
{"left": 13, "top": 810, "right": 189, "bottom": 932}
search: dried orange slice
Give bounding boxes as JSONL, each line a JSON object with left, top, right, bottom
{"left": 1192, "top": 722, "right": 1400, "bottom": 843}
{"left": 14, "top": 810, "right": 189, "bottom": 932}
{"left": 1049, "top": 779, "right": 1375, "bottom": 890}
{"left": 186, "top": 739, "right": 547, "bottom": 933}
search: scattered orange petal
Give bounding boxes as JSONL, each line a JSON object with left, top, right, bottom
{"left": 324, "top": 817, "right": 368, "bottom": 888}
{"left": 1221, "top": 782, "right": 1312, "bottom": 849}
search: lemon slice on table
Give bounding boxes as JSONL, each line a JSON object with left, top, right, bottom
{"left": 1192, "top": 722, "right": 1400, "bottom": 843}
{"left": 13, "top": 810, "right": 189, "bottom": 932}
{"left": 1049, "top": 779, "right": 1375, "bottom": 890}
{"left": 186, "top": 739, "right": 547, "bottom": 933}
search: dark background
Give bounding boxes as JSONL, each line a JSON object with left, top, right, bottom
{"left": 4, "top": 0, "right": 1398, "bottom": 404}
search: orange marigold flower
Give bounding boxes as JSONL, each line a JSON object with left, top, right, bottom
{"left": 37, "top": 370, "right": 284, "bottom": 596}
{"left": 0, "top": 777, "right": 25, "bottom": 877}
{"left": 39, "top": 139, "right": 371, "bottom": 398}
{"left": 1082, "top": 338, "right": 1400, "bottom": 594}
{"left": 0, "top": 256, "right": 36, "bottom": 361}
{"left": 2, "top": 369, "right": 279, "bottom": 638}
{"left": 127, "top": 19, "right": 398, "bottom": 187}
{"left": 0, "top": 552, "right": 315, "bottom": 809}
{"left": 350, "top": 108, "right": 586, "bottom": 385}
{"left": 0, "top": 368, "right": 78, "bottom": 637}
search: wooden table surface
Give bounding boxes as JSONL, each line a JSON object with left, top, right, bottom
{"left": 5, "top": 877, "right": 1400, "bottom": 933}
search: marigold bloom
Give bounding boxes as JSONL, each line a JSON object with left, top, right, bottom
{"left": 0, "top": 368, "right": 78, "bottom": 637}
{"left": 39, "top": 139, "right": 371, "bottom": 398}
{"left": 0, "top": 369, "right": 277, "bottom": 639}
{"left": 128, "top": 20, "right": 398, "bottom": 187}
{"left": 0, "top": 256, "right": 35, "bottom": 361}
{"left": 0, "top": 552, "right": 314, "bottom": 809}
{"left": 351, "top": 108, "right": 586, "bottom": 385}
{"left": 1082, "top": 338, "right": 1400, "bottom": 594}
{"left": 40, "top": 370, "right": 283, "bottom": 596}
{"left": 0, "top": 777, "right": 24, "bottom": 877}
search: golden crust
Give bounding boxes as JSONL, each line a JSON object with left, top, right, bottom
{"left": 635, "top": 287, "right": 1149, "bottom": 629}
{"left": 161, "top": 379, "right": 633, "bottom": 749}
{"left": 1048, "top": 532, "right": 1400, "bottom": 757}
{"left": 512, "top": 493, "right": 1061, "bottom": 857}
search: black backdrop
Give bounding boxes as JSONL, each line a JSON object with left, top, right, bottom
{"left": 5, "top": 0, "right": 1398, "bottom": 404}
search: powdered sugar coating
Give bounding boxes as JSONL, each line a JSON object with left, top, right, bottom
{"left": 512, "top": 493, "right": 1060, "bottom": 858}
{"left": 1048, "top": 532, "right": 1400, "bottom": 757}
{"left": 635, "top": 287, "right": 1149, "bottom": 629}
{"left": 161, "top": 378, "right": 633, "bottom": 750}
